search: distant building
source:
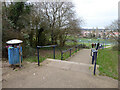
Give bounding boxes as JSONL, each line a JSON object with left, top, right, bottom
{"left": 80, "top": 27, "right": 118, "bottom": 38}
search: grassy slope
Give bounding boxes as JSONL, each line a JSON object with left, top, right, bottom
{"left": 97, "top": 47, "right": 118, "bottom": 79}
{"left": 66, "top": 37, "right": 112, "bottom": 49}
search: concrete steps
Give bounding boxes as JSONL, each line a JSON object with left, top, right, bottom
{"left": 42, "top": 59, "right": 99, "bottom": 75}
{"left": 2, "top": 58, "right": 118, "bottom": 88}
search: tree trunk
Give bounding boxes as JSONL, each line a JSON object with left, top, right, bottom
{"left": 51, "top": 29, "right": 54, "bottom": 44}
{"left": 29, "top": 30, "right": 33, "bottom": 47}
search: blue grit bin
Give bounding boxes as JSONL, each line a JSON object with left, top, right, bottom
{"left": 8, "top": 47, "right": 22, "bottom": 64}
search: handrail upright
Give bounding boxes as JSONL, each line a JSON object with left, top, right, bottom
{"left": 37, "top": 45, "right": 57, "bottom": 66}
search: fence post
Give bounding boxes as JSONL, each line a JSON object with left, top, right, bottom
{"left": 53, "top": 46, "right": 55, "bottom": 59}
{"left": 61, "top": 51, "right": 63, "bottom": 60}
{"left": 92, "top": 52, "right": 94, "bottom": 64}
{"left": 37, "top": 47, "right": 40, "bottom": 66}
{"left": 70, "top": 49, "right": 71, "bottom": 57}
{"left": 94, "top": 51, "right": 97, "bottom": 75}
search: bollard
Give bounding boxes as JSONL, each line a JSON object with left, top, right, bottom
{"left": 53, "top": 47, "right": 55, "bottom": 59}
{"left": 37, "top": 47, "right": 40, "bottom": 66}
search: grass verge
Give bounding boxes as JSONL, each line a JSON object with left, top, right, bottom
{"left": 24, "top": 56, "right": 46, "bottom": 63}
{"left": 97, "top": 47, "right": 118, "bottom": 79}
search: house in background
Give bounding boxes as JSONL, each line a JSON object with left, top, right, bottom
{"left": 80, "top": 27, "right": 118, "bottom": 39}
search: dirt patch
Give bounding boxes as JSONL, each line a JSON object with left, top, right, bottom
{"left": 2, "top": 61, "right": 38, "bottom": 80}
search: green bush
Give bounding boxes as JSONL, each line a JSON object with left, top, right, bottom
{"left": 22, "top": 45, "right": 36, "bottom": 58}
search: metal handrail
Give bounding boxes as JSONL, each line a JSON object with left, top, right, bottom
{"left": 37, "top": 45, "right": 57, "bottom": 48}
{"left": 61, "top": 44, "right": 82, "bottom": 60}
{"left": 37, "top": 45, "right": 57, "bottom": 66}
{"left": 91, "top": 48, "right": 98, "bottom": 75}
{"left": 37, "top": 44, "right": 83, "bottom": 66}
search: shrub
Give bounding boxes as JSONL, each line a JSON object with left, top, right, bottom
{"left": 22, "top": 45, "right": 36, "bottom": 58}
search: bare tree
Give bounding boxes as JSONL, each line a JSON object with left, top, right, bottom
{"left": 105, "top": 20, "right": 119, "bottom": 42}
{"left": 31, "top": 2, "right": 83, "bottom": 46}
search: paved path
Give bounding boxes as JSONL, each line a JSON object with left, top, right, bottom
{"left": 2, "top": 49, "right": 118, "bottom": 88}
{"left": 68, "top": 49, "right": 91, "bottom": 64}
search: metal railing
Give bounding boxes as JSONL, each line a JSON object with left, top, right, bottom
{"left": 61, "top": 44, "right": 82, "bottom": 60}
{"left": 91, "top": 42, "right": 100, "bottom": 75}
{"left": 37, "top": 44, "right": 83, "bottom": 66}
{"left": 37, "top": 45, "right": 57, "bottom": 66}
{"left": 91, "top": 49, "right": 98, "bottom": 75}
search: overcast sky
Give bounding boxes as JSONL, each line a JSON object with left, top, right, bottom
{"left": 9, "top": 0, "right": 119, "bottom": 29}
{"left": 72, "top": 0, "right": 119, "bottom": 28}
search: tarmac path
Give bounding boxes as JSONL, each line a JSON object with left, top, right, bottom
{"left": 2, "top": 49, "right": 118, "bottom": 88}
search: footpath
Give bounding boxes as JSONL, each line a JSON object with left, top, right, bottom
{"left": 2, "top": 49, "right": 118, "bottom": 88}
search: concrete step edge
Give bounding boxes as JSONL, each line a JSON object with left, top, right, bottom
{"left": 46, "top": 58, "right": 99, "bottom": 68}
